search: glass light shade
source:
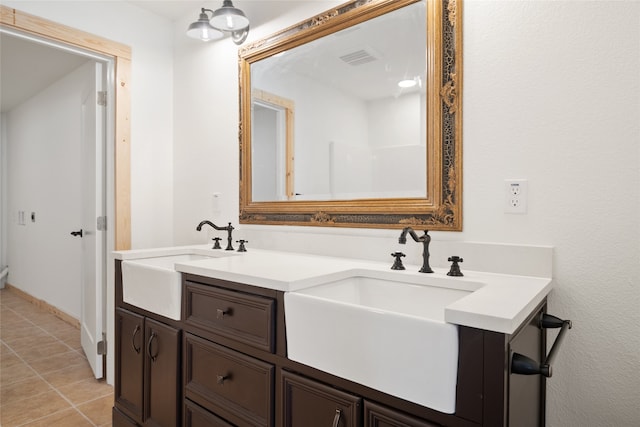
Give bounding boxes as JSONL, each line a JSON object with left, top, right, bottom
{"left": 187, "top": 12, "right": 223, "bottom": 41}
{"left": 210, "top": 1, "right": 250, "bottom": 31}
{"left": 231, "top": 27, "right": 250, "bottom": 45}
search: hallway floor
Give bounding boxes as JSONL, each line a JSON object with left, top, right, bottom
{"left": 0, "top": 287, "right": 113, "bottom": 426}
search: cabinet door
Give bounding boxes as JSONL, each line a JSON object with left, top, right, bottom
{"left": 115, "top": 308, "right": 144, "bottom": 424}
{"left": 364, "top": 401, "right": 441, "bottom": 427}
{"left": 144, "top": 318, "right": 181, "bottom": 427}
{"left": 282, "top": 371, "right": 361, "bottom": 427}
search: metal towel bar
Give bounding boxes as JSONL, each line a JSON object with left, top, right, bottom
{"left": 511, "top": 313, "right": 572, "bottom": 378}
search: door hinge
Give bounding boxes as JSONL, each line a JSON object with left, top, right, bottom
{"left": 97, "top": 333, "right": 107, "bottom": 355}
{"left": 97, "top": 91, "right": 107, "bottom": 106}
{"left": 97, "top": 216, "right": 107, "bottom": 231}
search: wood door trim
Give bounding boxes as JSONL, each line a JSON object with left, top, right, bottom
{"left": 1, "top": 5, "right": 131, "bottom": 250}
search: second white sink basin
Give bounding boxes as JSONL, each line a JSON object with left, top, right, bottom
{"left": 121, "top": 251, "right": 236, "bottom": 320}
{"left": 284, "top": 271, "right": 477, "bottom": 414}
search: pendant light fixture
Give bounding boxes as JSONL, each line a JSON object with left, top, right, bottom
{"left": 210, "top": 0, "right": 250, "bottom": 32}
{"left": 186, "top": 9, "right": 223, "bottom": 41}
{"left": 186, "top": 1, "right": 250, "bottom": 45}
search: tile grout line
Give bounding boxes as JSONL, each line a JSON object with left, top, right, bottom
{"left": 2, "top": 298, "right": 91, "bottom": 364}
{"left": 2, "top": 329, "right": 101, "bottom": 427}
{"left": 3, "top": 304, "right": 81, "bottom": 352}
{"left": 1, "top": 292, "right": 111, "bottom": 427}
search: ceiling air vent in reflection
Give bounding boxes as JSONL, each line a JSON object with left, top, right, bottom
{"left": 339, "top": 48, "right": 379, "bottom": 66}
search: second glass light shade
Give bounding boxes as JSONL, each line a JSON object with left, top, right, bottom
{"left": 210, "top": 0, "right": 250, "bottom": 31}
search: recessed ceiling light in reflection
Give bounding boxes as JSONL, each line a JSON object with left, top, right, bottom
{"left": 398, "top": 79, "right": 417, "bottom": 88}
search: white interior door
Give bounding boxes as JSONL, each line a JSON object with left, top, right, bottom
{"left": 80, "top": 61, "right": 106, "bottom": 379}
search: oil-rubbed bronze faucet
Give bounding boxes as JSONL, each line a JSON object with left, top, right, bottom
{"left": 196, "top": 220, "right": 235, "bottom": 250}
{"left": 398, "top": 227, "right": 433, "bottom": 273}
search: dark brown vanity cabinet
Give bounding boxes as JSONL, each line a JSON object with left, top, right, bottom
{"left": 114, "top": 307, "right": 181, "bottom": 427}
{"left": 115, "top": 258, "right": 550, "bottom": 427}
{"left": 178, "top": 273, "right": 548, "bottom": 427}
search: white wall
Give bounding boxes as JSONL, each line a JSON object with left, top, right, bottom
{"left": 463, "top": 3, "right": 639, "bottom": 424}
{"left": 5, "top": 61, "right": 91, "bottom": 317}
{"left": 255, "top": 69, "right": 370, "bottom": 197}
{"left": 0, "top": 113, "right": 6, "bottom": 288}
{"left": 173, "top": 1, "right": 640, "bottom": 425}
{"left": 368, "top": 93, "right": 423, "bottom": 148}
{"left": 252, "top": 105, "right": 279, "bottom": 201}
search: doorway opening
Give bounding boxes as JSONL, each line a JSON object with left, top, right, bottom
{"left": 1, "top": 6, "right": 131, "bottom": 382}
{"left": 252, "top": 89, "right": 295, "bottom": 201}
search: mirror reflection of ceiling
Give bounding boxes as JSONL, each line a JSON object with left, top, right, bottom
{"left": 0, "top": 33, "right": 89, "bottom": 113}
{"left": 253, "top": 1, "right": 426, "bottom": 101}
{"left": 0, "top": 1, "right": 307, "bottom": 113}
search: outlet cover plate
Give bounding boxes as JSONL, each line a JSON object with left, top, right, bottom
{"left": 504, "top": 179, "right": 528, "bottom": 214}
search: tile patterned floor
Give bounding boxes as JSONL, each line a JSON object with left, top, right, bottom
{"left": 0, "top": 287, "right": 113, "bottom": 426}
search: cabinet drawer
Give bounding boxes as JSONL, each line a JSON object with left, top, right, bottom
{"left": 282, "top": 370, "right": 361, "bottom": 427}
{"left": 184, "top": 333, "right": 274, "bottom": 427}
{"left": 364, "top": 401, "right": 441, "bottom": 427}
{"left": 184, "top": 281, "right": 276, "bottom": 352}
{"left": 184, "top": 399, "right": 234, "bottom": 427}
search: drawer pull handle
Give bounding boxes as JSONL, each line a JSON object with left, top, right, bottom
{"left": 216, "top": 308, "right": 231, "bottom": 319}
{"left": 332, "top": 409, "right": 342, "bottom": 427}
{"left": 131, "top": 325, "right": 141, "bottom": 354}
{"left": 216, "top": 374, "right": 230, "bottom": 385}
{"left": 147, "top": 332, "right": 158, "bottom": 362}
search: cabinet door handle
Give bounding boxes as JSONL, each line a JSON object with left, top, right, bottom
{"left": 147, "top": 332, "right": 158, "bottom": 362}
{"left": 216, "top": 308, "right": 231, "bottom": 319}
{"left": 131, "top": 325, "right": 141, "bottom": 354}
{"left": 332, "top": 409, "right": 342, "bottom": 427}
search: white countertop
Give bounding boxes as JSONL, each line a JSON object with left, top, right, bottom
{"left": 114, "top": 245, "right": 553, "bottom": 334}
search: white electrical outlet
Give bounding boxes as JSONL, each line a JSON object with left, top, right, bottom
{"left": 504, "top": 179, "right": 528, "bottom": 214}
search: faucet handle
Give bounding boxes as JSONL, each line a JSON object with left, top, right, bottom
{"left": 391, "top": 252, "right": 406, "bottom": 270}
{"left": 447, "top": 256, "right": 464, "bottom": 276}
{"left": 211, "top": 237, "right": 222, "bottom": 250}
{"left": 236, "top": 240, "right": 248, "bottom": 252}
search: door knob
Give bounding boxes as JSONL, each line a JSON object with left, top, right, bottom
{"left": 70, "top": 229, "right": 83, "bottom": 237}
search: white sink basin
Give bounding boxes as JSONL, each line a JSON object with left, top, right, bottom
{"left": 121, "top": 252, "right": 236, "bottom": 320}
{"left": 284, "top": 272, "right": 476, "bottom": 414}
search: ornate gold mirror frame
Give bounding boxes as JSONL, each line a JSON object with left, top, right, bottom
{"left": 239, "top": 0, "right": 462, "bottom": 230}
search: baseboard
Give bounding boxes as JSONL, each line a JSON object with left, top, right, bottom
{"left": 4, "top": 283, "right": 80, "bottom": 329}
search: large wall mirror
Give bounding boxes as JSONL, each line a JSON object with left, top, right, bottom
{"left": 239, "top": 0, "right": 462, "bottom": 230}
